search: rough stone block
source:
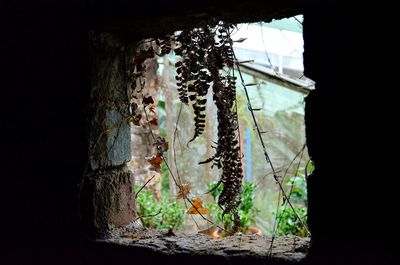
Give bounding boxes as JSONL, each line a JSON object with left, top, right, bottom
{"left": 81, "top": 168, "right": 135, "bottom": 239}
{"left": 89, "top": 31, "right": 131, "bottom": 170}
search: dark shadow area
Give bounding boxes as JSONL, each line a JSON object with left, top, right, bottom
{"left": 1, "top": 1, "right": 398, "bottom": 264}
{"left": 303, "top": 2, "right": 398, "bottom": 264}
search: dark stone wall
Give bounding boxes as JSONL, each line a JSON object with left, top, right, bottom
{"left": 304, "top": 1, "right": 399, "bottom": 264}
{"left": 82, "top": 31, "right": 135, "bottom": 239}
{"left": 1, "top": 1, "right": 399, "bottom": 264}
{"left": 1, "top": 4, "right": 89, "bottom": 265}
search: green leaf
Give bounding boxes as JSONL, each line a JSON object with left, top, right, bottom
{"left": 158, "top": 100, "right": 166, "bottom": 110}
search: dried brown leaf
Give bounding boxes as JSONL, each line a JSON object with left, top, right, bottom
{"left": 131, "top": 114, "right": 141, "bottom": 126}
{"left": 149, "top": 105, "right": 156, "bottom": 114}
{"left": 148, "top": 118, "right": 158, "bottom": 126}
{"left": 143, "top": 96, "right": 154, "bottom": 106}
{"left": 176, "top": 183, "right": 191, "bottom": 199}
{"left": 121, "top": 233, "right": 149, "bottom": 239}
{"left": 146, "top": 154, "right": 163, "bottom": 170}
{"left": 187, "top": 198, "right": 209, "bottom": 214}
{"left": 198, "top": 226, "right": 221, "bottom": 239}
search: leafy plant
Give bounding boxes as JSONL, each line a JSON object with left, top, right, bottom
{"left": 275, "top": 162, "right": 312, "bottom": 237}
{"left": 276, "top": 206, "right": 307, "bottom": 237}
{"left": 285, "top": 175, "right": 308, "bottom": 205}
{"left": 135, "top": 185, "right": 184, "bottom": 231}
{"left": 160, "top": 163, "right": 170, "bottom": 192}
{"left": 207, "top": 180, "right": 260, "bottom": 233}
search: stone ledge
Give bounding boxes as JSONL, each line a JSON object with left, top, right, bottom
{"left": 91, "top": 229, "right": 309, "bottom": 265}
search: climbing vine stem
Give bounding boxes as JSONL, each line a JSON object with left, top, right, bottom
{"left": 228, "top": 36, "right": 310, "bottom": 254}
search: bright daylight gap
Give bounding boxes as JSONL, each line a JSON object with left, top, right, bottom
{"left": 129, "top": 15, "right": 314, "bottom": 238}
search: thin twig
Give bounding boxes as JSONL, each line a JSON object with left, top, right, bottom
{"left": 259, "top": 23, "right": 279, "bottom": 75}
{"left": 230, "top": 41, "right": 276, "bottom": 174}
{"left": 135, "top": 175, "right": 156, "bottom": 199}
{"left": 173, "top": 103, "right": 184, "bottom": 186}
{"left": 230, "top": 37, "right": 310, "bottom": 256}
{"left": 232, "top": 66, "right": 244, "bottom": 181}
{"left": 294, "top": 16, "right": 303, "bottom": 26}
{"left": 87, "top": 117, "right": 131, "bottom": 161}
{"left": 231, "top": 37, "right": 309, "bottom": 233}
{"left": 286, "top": 145, "right": 306, "bottom": 203}
{"left": 172, "top": 103, "right": 201, "bottom": 229}
{"left": 272, "top": 174, "right": 310, "bottom": 235}
{"left": 134, "top": 208, "right": 162, "bottom": 223}
{"left": 268, "top": 144, "right": 307, "bottom": 257}
{"left": 142, "top": 95, "right": 180, "bottom": 188}
{"left": 281, "top": 143, "right": 306, "bottom": 188}
{"left": 268, "top": 195, "right": 281, "bottom": 258}
{"left": 139, "top": 74, "right": 218, "bottom": 231}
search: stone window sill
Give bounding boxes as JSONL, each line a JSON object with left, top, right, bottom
{"left": 89, "top": 228, "right": 309, "bottom": 265}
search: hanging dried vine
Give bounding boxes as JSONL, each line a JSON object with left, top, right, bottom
{"left": 173, "top": 22, "right": 244, "bottom": 232}
{"left": 129, "top": 22, "right": 245, "bottom": 233}
{"left": 174, "top": 28, "right": 214, "bottom": 143}
{"left": 128, "top": 37, "right": 230, "bottom": 234}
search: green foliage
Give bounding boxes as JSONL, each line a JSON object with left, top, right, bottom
{"left": 160, "top": 163, "right": 170, "bottom": 192}
{"left": 134, "top": 185, "right": 184, "bottom": 231}
{"left": 276, "top": 206, "right": 307, "bottom": 237}
{"left": 207, "top": 180, "right": 260, "bottom": 232}
{"left": 157, "top": 99, "right": 167, "bottom": 138}
{"left": 285, "top": 175, "right": 308, "bottom": 205}
{"left": 275, "top": 163, "right": 312, "bottom": 237}
{"left": 158, "top": 195, "right": 184, "bottom": 230}
{"left": 158, "top": 99, "right": 165, "bottom": 110}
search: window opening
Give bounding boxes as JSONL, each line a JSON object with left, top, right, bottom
{"left": 128, "top": 15, "right": 314, "bottom": 241}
